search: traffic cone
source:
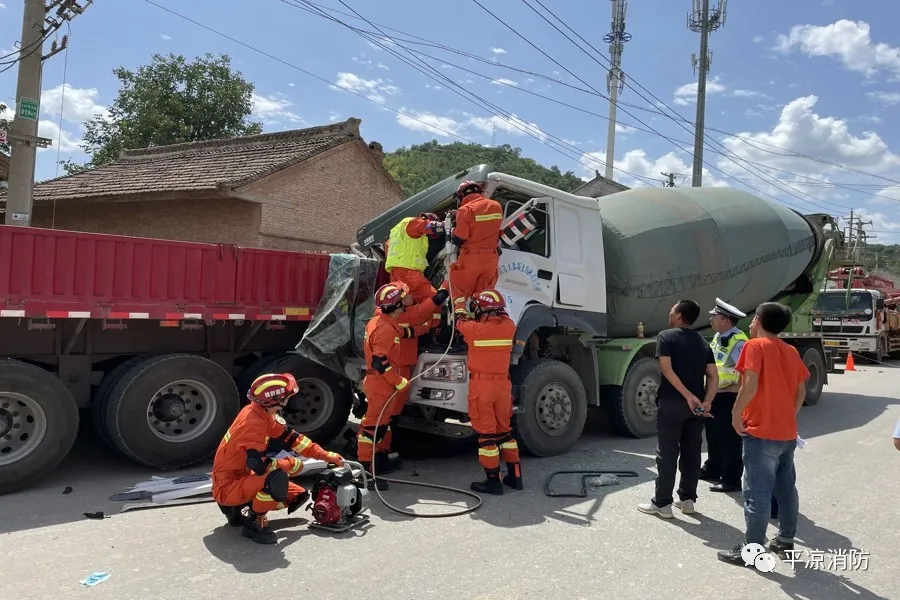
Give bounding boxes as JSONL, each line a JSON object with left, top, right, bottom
{"left": 845, "top": 352, "right": 856, "bottom": 371}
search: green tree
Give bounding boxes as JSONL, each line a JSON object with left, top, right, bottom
{"left": 0, "top": 102, "right": 10, "bottom": 158}
{"left": 62, "top": 53, "right": 262, "bottom": 174}
{"left": 383, "top": 140, "right": 587, "bottom": 196}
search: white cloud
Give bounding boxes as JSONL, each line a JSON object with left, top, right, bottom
{"left": 672, "top": 76, "right": 727, "bottom": 105}
{"left": 851, "top": 208, "right": 900, "bottom": 243}
{"left": 251, "top": 92, "right": 302, "bottom": 124}
{"left": 732, "top": 89, "right": 766, "bottom": 98}
{"left": 376, "top": 63, "right": 389, "bottom": 70}
{"left": 753, "top": 36, "right": 764, "bottom": 43}
{"left": 467, "top": 114, "right": 546, "bottom": 141}
{"left": 578, "top": 148, "right": 728, "bottom": 188}
{"left": 490, "top": 47, "right": 507, "bottom": 55}
{"left": 425, "top": 84, "right": 443, "bottom": 91}
{"left": 615, "top": 124, "right": 636, "bottom": 134}
{"left": 775, "top": 20, "right": 900, "bottom": 79}
{"left": 366, "top": 36, "right": 397, "bottom": 51}
{"left": 330, "top": 72, "right": 400, "bottom": 104}
{"left": 36, "top": 120, "right": 81, "bottom": 153}
{"left": 160, "top": 34, "right": 172, "bottom": 41}
{"left": 866, "top": 91, "right": 900, "bottom": 106}
{"left": 395, "top": 109, "right": 460, "bottom": 137}
{"left": 868, "top": 185, "right": 900, "bottom": 206}
{"left": 491, "top": 78, "right": 518, "bottom": 87}
{"left": 40, "top": 84, "right": 107, "bottom": 123}
{"left": 288, "top": 82, "right": 295, "bottom": 87}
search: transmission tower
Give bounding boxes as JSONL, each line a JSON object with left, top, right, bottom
{"left": 661, "top": 172, "right": 677, "bottom": 187}
{"left": 687, "top": 0, "right": 727, "bottom": 188}
{"left": 603, "top": 0, "right": 631, "bottom": 180}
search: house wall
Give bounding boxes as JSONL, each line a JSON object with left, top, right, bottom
{"left": 30, "top": 197, "right": 262, "bottom": 245}
{"left": 239, "top": 141, "right": 404, "bottom": 252}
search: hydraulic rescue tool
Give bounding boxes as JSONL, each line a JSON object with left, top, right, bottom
{"left": 307, "top": 460, "right": 371, "bottom": 533}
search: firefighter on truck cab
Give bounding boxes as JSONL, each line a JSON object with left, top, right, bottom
{"left": 211, "top": 373, "right": 344, "bottom": 545}
{"left": 384, "top": 211, "right": 446, "bottom": 331}
{"left": 455, "top": 289, "right": 523, "bottom": 495}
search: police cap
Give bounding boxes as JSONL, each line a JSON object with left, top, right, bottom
{"left": 709, "top": 298, "right": 747, "bottom": 319}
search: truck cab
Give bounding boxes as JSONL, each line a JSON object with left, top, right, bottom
{"left": 813, "top": 288, "right": 891, "bottom": 360}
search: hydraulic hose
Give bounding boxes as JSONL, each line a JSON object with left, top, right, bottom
{"left": 367, "top": 215, "right": 483, "bottom": 518}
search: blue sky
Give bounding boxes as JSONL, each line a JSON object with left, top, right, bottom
{"left": 2, "top": 0, "right": 900, "bottom": 242}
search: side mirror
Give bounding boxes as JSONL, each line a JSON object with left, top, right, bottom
{"left": 876, "top": 298, "right": 885, "bottom": 310}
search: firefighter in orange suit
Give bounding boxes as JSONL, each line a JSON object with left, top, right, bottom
{"left": 385, "top": 212, "right": 445, "bottom": 329}
{"left": 358, "top": 282, "right": 450, "bottom": 473}
{"left": 446, "top": 181, "right": 504, "bottom": 317}
{"left": 212, "top": 372, "right": 345, "bottom": 545}
{"left": 455, "top": 289, "right": 522, "bottom": 495}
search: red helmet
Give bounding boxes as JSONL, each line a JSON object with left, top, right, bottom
{"left": 247, "top": 373, "right": 299, "bottom": 408}
{"left": 455, "top": 180, "right": 484, "bottom": 202}
{"left": 419, "top": 212, "right": 439, "bottom": 221}
{"left": 375, "top": 281, "right": 409, "bottom": 311}
{"left": 472, "top": 289, "right": 506, "bottom": 313}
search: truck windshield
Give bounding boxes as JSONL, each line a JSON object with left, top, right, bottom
{"left": 814, "top": 291, "right": 873, "bottom": 315}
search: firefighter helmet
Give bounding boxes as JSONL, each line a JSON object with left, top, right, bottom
{"left": 419, "top": 212, "right": 439, "bottom": 221}
{"left": 247, "top": 373, "right": 299, "bottom": 408}
{"left": 471, "top": 289, "right": 506, "bottom": 313}
{"left": 455, "top": 180, "right": 484, "bottom": 202}
{"left": 375, "top": 282, "right": 409, "bottom": 311}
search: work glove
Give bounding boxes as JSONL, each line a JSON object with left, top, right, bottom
{"left": 324, "top": 451, "right": 345, "bottom": 467}
{"left": 432, "top": 288, "right": 450, "bottom": 306}
{"left": 400, "top": 324, "right": 415, "bottom": 339}
{"left": 425, "top": 221, "right": 445, "bottom": 238}
{"left": 395, "top": 377, "right": 409, "bottom": 391}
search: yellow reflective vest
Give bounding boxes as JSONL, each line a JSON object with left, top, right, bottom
{"left": 385, "top": 217, "right": 429, "bottom": 273}
{"left": 710, "top": 328, "right": 749, "bottom": 389}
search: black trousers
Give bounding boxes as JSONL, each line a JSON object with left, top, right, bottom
{"left": 701, "top": 391, "right": 744, "bottom": 485}
{"left": 652, "top": 397, "right": 706, "bottom": 507}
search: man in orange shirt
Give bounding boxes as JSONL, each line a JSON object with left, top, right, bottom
{"left": 717, "top": 302, "right": 810, "bottom": 566}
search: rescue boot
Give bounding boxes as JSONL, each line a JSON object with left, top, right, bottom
{"left": 502, "top": 462, "right": 524, "bottom": 491}
{"left": 218, "top": 503, "right": 248, "bottom": 527}
{"left": 242, "top": 510, "right": 278, "bottom": 545}
{"left": 372, "top": 451, "right": 403, "bottom": 475}
{"left": 286, "top": 490, "right": 311, "bottom": 515}
{"left": 471, "top": 468, "right": 504, "bottom": 495}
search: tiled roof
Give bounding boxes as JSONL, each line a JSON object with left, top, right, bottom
{"left": 0, "top": 118, "right": 370, "bottom": 203}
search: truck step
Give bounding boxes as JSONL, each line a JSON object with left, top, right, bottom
{"left": 394, "top": 415, "right": 476, "bottom": 439}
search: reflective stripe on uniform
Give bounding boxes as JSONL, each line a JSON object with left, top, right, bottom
{"left": 394, "top": 337, "right": 401, "bottom": 343}
{"left": 223, "top": 429, "right": 232, "bottom": 443}
{"left": 256, "top": 491, "right": 274, "bottom": 503}
{"left": 478, "top": 446, "right": 500, "bottom": 458}
{"left": 711, "top": 330, "right": 749, "bottom": 387}
{"left": 474, "top": 213, "right": 503, "bottom": 222}
{"left": 292, "top": 436, "right": 312, "bottom": 453}
{"left": 499, "top": 440, "right": 519, "bottom": 450}
{"left": 432, "top": 313, "right": 441, "bottom": 320}
{"left": 472, "top": 339, "right": 513, "bottom": 347}
{"left": 288, "top": 457, "right": 304, "bottom": 475}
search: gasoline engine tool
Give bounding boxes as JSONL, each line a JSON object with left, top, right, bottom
{"left": 543, "top": 470, "right": 641, "bottom": 498}
{"left": 307, "top": 460, "right": 371, "bottom": 533}
{"left": 364, "top": 209, "right": 484, "bottom": 519}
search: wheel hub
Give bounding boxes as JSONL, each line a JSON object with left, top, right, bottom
{"left": 146, "top": 380, "right": 217, "bottom": 443}
{"left": 0, "top": 409, "right": 12, "bottom": 438}
{"left": 283, "top": 377, "right": 336, "bottom": 432}
{"left": 635, "top": 376, "right": 659, "bottom": 420}
{"left": 153, "top": 394, "right": 186, "bottom": 421}
{"left": 535, "top": 384, "right": 574, "bottom": 436}
{"left": 0, "top": 393, "right": 49, "bottom": 467}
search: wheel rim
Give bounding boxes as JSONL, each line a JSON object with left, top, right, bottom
{"left": 0, "top": 392, "right": 49, "bottom": 467}
{"left": 807, "top": 360, "right": 821, "bottom": 393}
{"left": 635, "top": 375, "right": 659, "bottom": 421}
{"left": 283, "top": 377, "right": 335, "bottom": 432}
{"left": 534, "top": 382, "right": 575, "bottom": 437}
{"left": 146, "top": 379, "right": 218, "bottom": 443}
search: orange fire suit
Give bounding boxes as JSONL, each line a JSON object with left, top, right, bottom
{"left": 211, "top": 403, "right": 336, "bottom": 515}
{"left": 455, "top": 312, "right": 520, "bottom": 471}
{"left": 386, "top": 216, "right": 440, "bottom": 328}
{"left": 446, "top": 194, "right": 503, "bottom": 316}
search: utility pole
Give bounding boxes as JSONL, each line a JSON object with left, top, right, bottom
{"left": 4, "top": 0, "right": 91, "bottom": 227}
{"left": 687, "top": 0, "right": 727, "bottom": 187}
{"left": 603, "top": 0, "right": 631, "bottom": 180}
{"left": 661, "top": 172, "right": 677, "bottom": 187}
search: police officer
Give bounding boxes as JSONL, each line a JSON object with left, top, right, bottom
{"left": 700, "top": 298, "right": 748, "bottom": 493}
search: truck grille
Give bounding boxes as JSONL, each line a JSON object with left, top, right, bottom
{"left": 820, "top": 325, "right": 865, "bottom": 334}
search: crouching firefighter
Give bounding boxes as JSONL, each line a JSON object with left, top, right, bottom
{"left": 211, "top": 372, "right": 345, "bottom": 545}
{"left": 358, "top": 281, "right": 450, "bottom": 474}
{"left": 455, "top": 289, "right": 523, "bottom": 495}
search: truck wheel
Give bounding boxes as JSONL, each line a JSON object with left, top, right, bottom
{"left": 608, "top": 357, "right": 659, "bottom": 438}
{"left": 271, "top": 355, "right": 353, "bottom": 445}
{"left": 802, "top": 348, "right": 825, "bottom": 407}
{"left": 104, "top": 354, "right": 240, "bottom": 468}
{"left": 511, "top": 359, "right": 588, "bottom": 457}
{"left": 235, "top": 353, "right": 293, "bottom": 403}
{"left": 0, "top": 359, "right": 79, "bottom": 495}
{"left": 91, "top": 355, "right": 148, "bottom": 452}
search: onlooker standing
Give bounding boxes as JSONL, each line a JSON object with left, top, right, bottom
{"left": 638, "top": 300, "right": 718, "bottom": 519}
{"left": 718, "top": 302, "right": 810, "bottom": 565}
{"left": 700, "top": 298, "right": 749, "bottom": 494}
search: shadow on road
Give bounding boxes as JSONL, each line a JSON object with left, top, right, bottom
{"left": 798, "top": 392, "right": 899, "bottom": 439}
{"left": 665, "top": 512, "right": 888, "bottom": 599}
{"left": 202, "top": 515, "right": 311, "bottom": 574}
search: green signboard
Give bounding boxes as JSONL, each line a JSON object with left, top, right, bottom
{"left": 18, "top": 97, "right": 39, "bottom": 121}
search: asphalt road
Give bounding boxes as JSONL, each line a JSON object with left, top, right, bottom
{"left": 2, "top": 362, "right": 898, "bottom": 600}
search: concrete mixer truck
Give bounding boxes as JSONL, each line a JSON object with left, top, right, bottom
{"left": 297, "top": 164, "right": 845, "bottom": 457}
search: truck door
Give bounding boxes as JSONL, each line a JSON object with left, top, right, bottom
{"left": 495, "top": 197, "right": 556, "bottom": 322}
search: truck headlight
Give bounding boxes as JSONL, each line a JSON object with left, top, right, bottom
{"left": 420, "top": 360, "right": 467, "bottom": 382}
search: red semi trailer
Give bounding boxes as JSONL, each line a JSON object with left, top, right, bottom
{"left": 0, "top": 224, "right": 361, "bottom": 494}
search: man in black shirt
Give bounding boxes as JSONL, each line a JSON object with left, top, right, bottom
{"left": 638, "top": 299, "right": 718, "bottom": 519}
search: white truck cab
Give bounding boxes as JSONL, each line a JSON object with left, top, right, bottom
{"left": 814, "top": 288, "right": 888, "bottom": 359}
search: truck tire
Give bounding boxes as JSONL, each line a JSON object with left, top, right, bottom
{"left": 0, "top": 359, "right": 79, "bottom": 495}
{"left": 270, "top": 354, "right": 354, "bottom": 444}
{"left": 802, "top": 348, "right": 825, "bottom": 407}
{"left": 511, "top": 359, "right": 588, "bottom": 457}
{"left": 104, "top": 354, "right": 240, "bottom": 469}
{"left": 235, "top": 353, "right": 294, "bottom": 403}
{"left": 608, "top": 357, "right": 660, "bottom": 438}
{"left": 91, "top": 355, "right": 149, "bottom": 452}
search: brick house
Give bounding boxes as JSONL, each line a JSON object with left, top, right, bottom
{"left": 0, "top": 117, "right": 405, "bottom": 251}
